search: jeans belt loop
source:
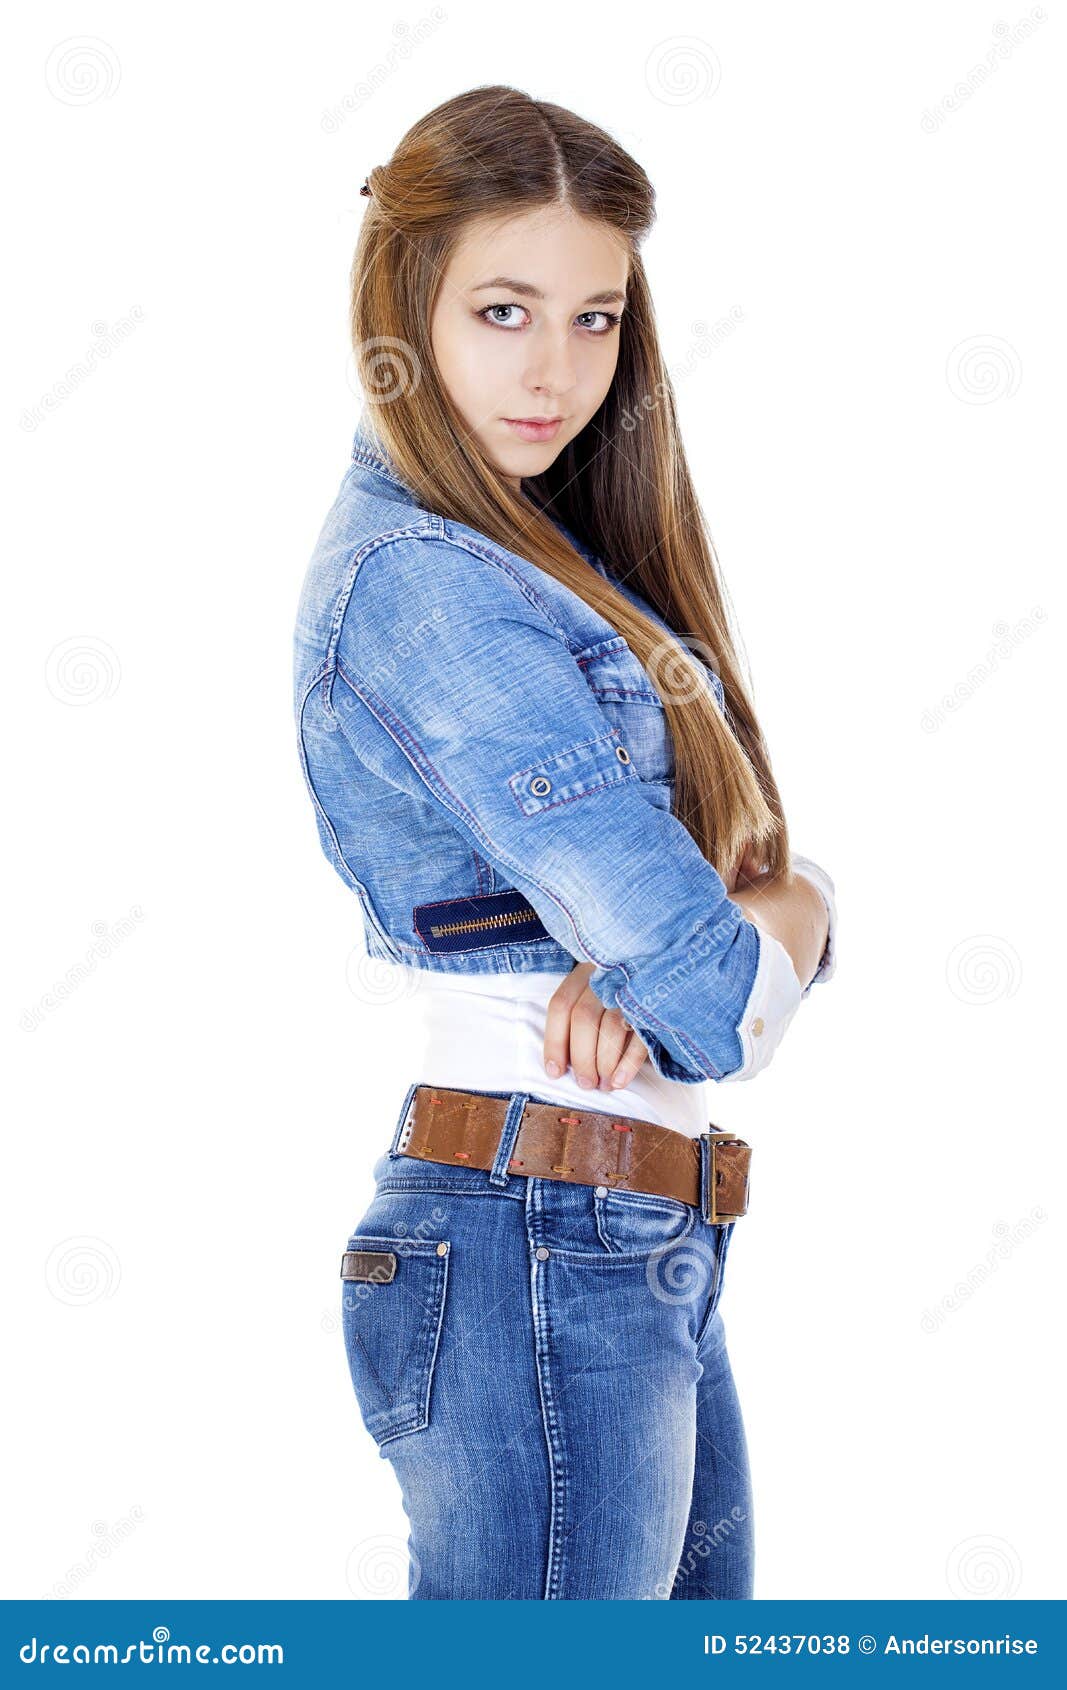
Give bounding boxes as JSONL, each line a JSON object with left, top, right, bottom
{"left": 388, "top": 1081, "right": 421, "bottom": 1158}
{"left": 489, "top": 1092, "right": 530, "bottom": 1186}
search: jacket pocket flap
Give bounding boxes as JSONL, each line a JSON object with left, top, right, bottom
{"left": 508, "top": 729, "right": 641, "bottom": 815}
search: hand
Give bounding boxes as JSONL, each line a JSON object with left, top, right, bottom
{"left": 544, "top": 961, "right": 651, "bottom": 1091}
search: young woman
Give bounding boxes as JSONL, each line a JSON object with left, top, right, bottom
{"left": 292, "top": 85, "right": 836, "bottom": 1600}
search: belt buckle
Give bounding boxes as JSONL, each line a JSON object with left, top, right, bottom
{"left": 701, "top": 1129, "right": 751, "bottom": 1224}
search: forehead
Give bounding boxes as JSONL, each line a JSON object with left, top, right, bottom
{"left": 444, "top": 207, "right": 629, "bottom": 292}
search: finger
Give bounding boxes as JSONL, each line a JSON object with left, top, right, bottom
{"left": 543, "top": 964, "right": 590, "bottom": 1078}
{"left": 566, "top": 993, "right": 607, "bottom": 1088}
{"left": 591, "top": 1005, "right": 631, "bottom": 1089}
{"left": 609, "top": 1029, "right": 650, "bottom": 1090}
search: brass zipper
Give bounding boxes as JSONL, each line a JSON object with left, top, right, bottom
{"left": 429, "top": 908, "right": 534, "bottom": 939}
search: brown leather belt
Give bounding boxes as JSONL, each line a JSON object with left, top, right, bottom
{"left": 395, "top": 1085, "right": 752, "bottom": 1224}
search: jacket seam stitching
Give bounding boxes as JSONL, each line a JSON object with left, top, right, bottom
{"left": 508, "top": 728, "right": 621, "bottom": 782}
{"left": 425, "top": 527, "right": 574, "bottom": 642}
{"left": 613, "top": 984, "right": 722, "bottom": 1080}
{"left": 323, "top": 518, "right": 444, "bottom": 673}
{"left": 507, "top": 776, "right": 634, "bottom": 818}
{"left": 332, "top": 659, "right": 723, "bottom": 1080}
{"left": 333, "top": 659, "right": 617, "bottom": 970}
{"left": 296, "top": 673, "right": 399, "bottom": 957}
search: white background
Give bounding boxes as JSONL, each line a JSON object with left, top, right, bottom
{"left": 4, "top": 1, "right": 1063, "bottom": 1602}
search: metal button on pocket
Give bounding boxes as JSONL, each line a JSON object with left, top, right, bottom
{"left": 535, "top": 1246, "right": 550, "bottom": 1260}
{"left": 595, "top": 1185, "right": 608, "bottom": 1198}
{"left": 530, "top": 776, "right": 552, "bottom": 797}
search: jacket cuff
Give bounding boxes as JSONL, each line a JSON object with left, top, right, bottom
{"left": 719, "top": 924, "right": 803, "bottom": 1083}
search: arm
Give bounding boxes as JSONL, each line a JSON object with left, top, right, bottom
{"left": 549, "top": 856, "right": 836, "bottom": 1091}
{"left": 789, "top": 853, "right": 837, "bottom": 995}
{"left": 329, "top": 530, "right": 805, "bottom": 1084}
{"left": 730, "top": 869, "right": 829, "bottom": 993}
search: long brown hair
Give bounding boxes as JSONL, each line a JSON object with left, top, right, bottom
{"left": 350, "top": 84, "right": 789, "bottom": 883}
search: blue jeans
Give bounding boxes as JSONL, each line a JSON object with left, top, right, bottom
{"left": 340, "top": 1085, "right": 754, "bottom": 1599}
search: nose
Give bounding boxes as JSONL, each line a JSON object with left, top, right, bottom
{"left": 525, "top": 326, "right": 578, "bottom": 399}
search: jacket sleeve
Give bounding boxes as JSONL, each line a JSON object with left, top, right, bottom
{"left": 328, "top": 531, "right": 805, "bottom": 1085}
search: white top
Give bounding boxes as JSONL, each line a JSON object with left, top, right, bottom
{"left": 376, "top": 857, "right": 837, "bottom": 1141}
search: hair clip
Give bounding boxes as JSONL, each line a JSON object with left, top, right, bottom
{"left": 359, "top": 179, "right": 371, "bottom": 196}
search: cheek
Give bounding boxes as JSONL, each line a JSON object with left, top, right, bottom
{"left": 435, "top": 318, "right": 515, "bottom": 396}
{"left": 429, "top": 313, "right": 462, "bottom": 386}
{"left": 591, "top": 337, "right": 621, "bottom": 393}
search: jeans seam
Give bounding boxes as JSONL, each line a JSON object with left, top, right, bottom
{"left": 527, "top": 1179, "right": 567, "bottom": 1599}
{"left": 694, "top": 1224, "right": 732, "bottom": 1346}
{"left": 373, "top": 1180, "right": 525, "bottom": 1201}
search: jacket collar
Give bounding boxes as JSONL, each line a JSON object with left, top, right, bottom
{"left": 349, "top": 410, "right": 611, "bottom": 581}
{"left": 350, "top": 411, "right": 413, "bottom": 494}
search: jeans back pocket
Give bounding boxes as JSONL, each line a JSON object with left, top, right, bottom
{"left": 340, "top": 1233, "right": 451, "bottom": 1447}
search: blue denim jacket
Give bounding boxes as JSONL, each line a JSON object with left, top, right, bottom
{"left": 292, "top": 412, "right": 835, "bottom": 1086}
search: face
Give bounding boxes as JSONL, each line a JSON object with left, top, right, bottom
{"left": 429, "top": 205, "right": 629, "bottom": 491}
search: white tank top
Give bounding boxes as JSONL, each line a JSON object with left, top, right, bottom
{"left": 364, "top": 853, "right": 835, "bottom": 1141}
{"left": 374, "top": 964, "right": 713, "bottom": 1137}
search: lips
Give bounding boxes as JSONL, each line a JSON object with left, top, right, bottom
{"left": 502, "top": 417, "right": 564, "bottom": 442}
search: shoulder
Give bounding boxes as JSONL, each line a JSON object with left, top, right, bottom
{"left": 333, "top": 518, "right": 571, "bottom": 656}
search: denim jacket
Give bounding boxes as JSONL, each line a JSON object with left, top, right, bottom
{"left": 292, "top": 411, "right": 836, "bottom": 1087}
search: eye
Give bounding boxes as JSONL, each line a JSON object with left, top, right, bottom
{"left": 476, "top": 303, "right": 529, "bottom": 330}
{"left": 575, "top": 310, "right": 622, "bottom": 335}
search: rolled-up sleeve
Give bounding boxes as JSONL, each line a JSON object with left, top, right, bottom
{"left": 719, "top": 926, "right": 803, "bottom": 1083}
{"left": 718, "top": 854, "right": 839, "bottom": 1081}
{"left": 327, "top": 531, "right": 805, "bottom": 1085}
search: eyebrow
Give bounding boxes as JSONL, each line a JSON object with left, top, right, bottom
{"left": 469, "top": 275, "right": 627, "bottom": 307}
